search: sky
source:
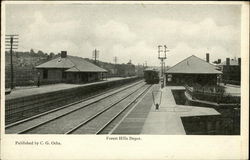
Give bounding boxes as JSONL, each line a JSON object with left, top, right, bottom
{"left": 5, "top": 3, "right": 241, "bottom": 66}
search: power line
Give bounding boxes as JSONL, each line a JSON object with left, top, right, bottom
{"left": 7, "top": 44, "right": 55, "bottom": 54}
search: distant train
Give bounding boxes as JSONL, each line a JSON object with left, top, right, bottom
{"left": 144, "top": 68, "right": 160, "bottom": 84}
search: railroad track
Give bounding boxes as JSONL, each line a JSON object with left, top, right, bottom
{"left": 5, "top": 81, "right": 147, "bottom": 134}
{"left": 5, "top": 78, "right": 141, "bottom": 125}
{"left": 67, "top": 84, "right": 152, "bottom": 134}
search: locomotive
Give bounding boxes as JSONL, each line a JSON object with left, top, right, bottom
{"left": 143, "top": 68, "right": 160, "bottom": 84}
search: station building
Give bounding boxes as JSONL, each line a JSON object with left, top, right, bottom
{"left": 36, "top": 51, "right": 107, "bottom": 84}
{"left": 217, "top": 58, "right": 241, "bottom": 85}
{"left": 165, "top": 55, "right": 222, "bottom": 86}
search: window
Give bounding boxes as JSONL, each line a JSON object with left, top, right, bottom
{"left": 43, "top": 69, "right": 48, "bottom": 79}
{"left": 62, "top": 71, "right": 67, "bottom": 79}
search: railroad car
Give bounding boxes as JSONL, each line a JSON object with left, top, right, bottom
{"left": 144, "top": 68, "right": 160, "bottom": 84}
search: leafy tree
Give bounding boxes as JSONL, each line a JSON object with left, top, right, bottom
{"left": 213, "top": 60, "right": 219, "bottom": 64}
{"left": 37, "top": 50, "right": 44, "bottom": 56}
{"left": 49, "top": 52, "right": 55, "bottom": 59}
{"left": 30, "top": 49, "right": 35, "bottom": 55}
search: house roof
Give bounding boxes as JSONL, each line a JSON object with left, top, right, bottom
{"left": 36, "top": 56, "right": 107, "bottom": 72}
{"left": 166, "top": 55, "right": 222, "bottom": 74}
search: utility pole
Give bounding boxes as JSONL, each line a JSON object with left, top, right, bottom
{"left": 114, "top": 56, "right": 118, "bottom": 64}
{"left": 5, "top": 34, "right": 19, "bottom": 89}
{"left": 92, "top": 49, "right": 99, "bottom": 64}
{"left": 158, "top": 45, "right": 169, "bottom": 88}
{"left": 113, "top": 56, "right": 118, "bottom": 76}
{"left": 163, "top": 62, "right": 166, "bottom": 73}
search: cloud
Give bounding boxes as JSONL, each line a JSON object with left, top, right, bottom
{"left": 94, "top": 20, "right": 137, "bottom": 46}
{"left": 49, "top": 40, "right": 79, "bottom": 55}
{"left": 167, "top": 42, "right": 233, "bottom": 66}
{"left": 139, "top": 17, "right": 239, "bottom": 49}
{"left": 109, "top": 41, "right": 158, "bottom": 65}
{"left": 21, "top": 11, "right": 82, "bottom": 53}
{"left": 134, "top": 17, "right": 240, "bottom": 66}
{"left": 180, "top": 18, "right": 240, "bottom": 45}
{"left": 14, "top": 9, "right": 240, "bottom": 67}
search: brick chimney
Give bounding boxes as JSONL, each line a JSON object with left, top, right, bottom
{"left": 206, "top": 53, "right": 209, "bottom": 63}
{"left": 238, "top": 58, "right": 241, "bottom": 66}
{"left": 226, "top": 58, "right": 230, "bottom": 66}
{"left": 218, "top": 59, "right": 221, "bottom": 64}
{"left": 61, "top": 51, "right": 67, "bottom": 58}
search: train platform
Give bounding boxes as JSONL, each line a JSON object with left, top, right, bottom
{"left": 5, "top": 77, "right": 129, "bottom": 100}
{"left": 140, "top": 86, "right": 220, "bottom": 135}
{"left": 218, "top": 83, "right": 241, "bottom": 96}
{"left": 223, "top": 85, "right": 241, "bottom": 96}
{"left": 111, "top": 84, "right": 160, "bottom": 134}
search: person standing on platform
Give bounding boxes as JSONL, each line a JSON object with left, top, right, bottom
{"left": 37, "top": 72, "right": 40, "bottom": 87}
{"left": 155, "top": 103, "right": 159, "bottom": 110}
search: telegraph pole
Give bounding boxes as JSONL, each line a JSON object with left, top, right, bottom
{"left": 163, "top": 62, "right": 166, "bottom": 73}
{"left": 5, "top": 34, "right": 19, "bottom": 89}
{"left": 92, "top": 49, "right": 99, "bottom": 64}
{"left": 114, "top": 56, "right": 118, "bottom": 64}
{"left": 113, "top": 56, "right": 118, "bottom": 76}
{"left": 158, "top": 45, "right": 169, "bottom": 88}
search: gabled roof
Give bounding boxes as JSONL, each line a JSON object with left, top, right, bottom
{"left": 166, "top": 55, "right": 222, "bottom": 74}
{"left": 36, "top": 57, "right": 75, "bottom": 69}
{"left": 36, "top": 56, "right": 107, "bottom": 72}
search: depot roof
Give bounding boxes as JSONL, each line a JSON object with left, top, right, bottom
{"left": 36, "top": 56, "right": 107, "bottom": 72}
{"left": 165, "top": 55, "right": 222, "bottom": 74}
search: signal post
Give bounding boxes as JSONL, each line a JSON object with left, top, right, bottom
{"left": 158, "top": 45, "right": 169, "bottom": 88}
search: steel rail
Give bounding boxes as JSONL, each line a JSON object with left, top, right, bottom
{"left": 16, "top": 82, "right": 145, "bottom": 134}
{"left": 107, "top": 84, "right": 153, "bottom": 135}
{"left": 95, "top": 85, "right": 152, "bottom": 135}
{"left": 6, "top": 80, "right": 143, "bottom": 130}
{"left": 64, "top": 84, "right": 148, "bottom": 134}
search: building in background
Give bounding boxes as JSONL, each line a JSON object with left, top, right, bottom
{"left": 36, "top": 51, "right": 107, "bottom": 84}
{"left": 116, "top": 61, "right": 136, "bottom": 77}
{"left": 135, "top": 64, "right": 144, "bottom": 77}
{"left": 217, "top": 58, "right": 241, "bottom": 85}
{"left": 85, "top": 59, "right": 136, "bottom": 78}
{"left": 165, "top": 55, "right": 222, "bottom": 86}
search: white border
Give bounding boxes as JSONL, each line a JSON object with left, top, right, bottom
{"left": 1, "top": 1, "right": 249, "bottom": 160}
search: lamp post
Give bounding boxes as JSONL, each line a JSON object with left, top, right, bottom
{"left": 158, "top": 45, "right": 169, "bottom": 88}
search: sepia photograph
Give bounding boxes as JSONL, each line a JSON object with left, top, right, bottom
{"left": 1, "top": 1, "right": 249, "bottom": 160}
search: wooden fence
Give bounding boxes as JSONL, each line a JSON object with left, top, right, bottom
{"left": 185, "top": 85, "right": 240, "bottom": 104}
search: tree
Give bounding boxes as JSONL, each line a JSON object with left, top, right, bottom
{"left": 213, "top": 60, "right": 219, "bottom": 64}
{"left": 37, "top": 50, "right": 44, "bottom": 56}
{"left": 49, "top": 52, "right": 55, "bottom": 59}
{"left": 30, "top": 49, "right": 35, "bottom": 55}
